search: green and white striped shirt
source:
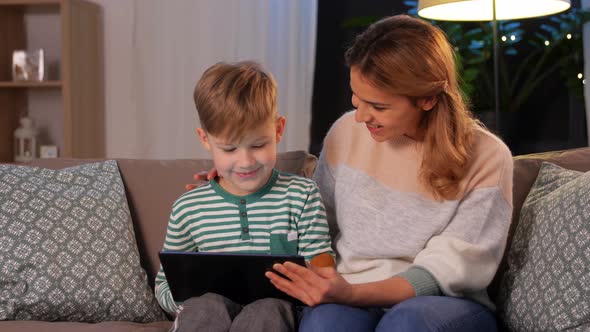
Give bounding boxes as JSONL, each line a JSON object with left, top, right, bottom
{"left": 155, "top": 169, "right": 333, "bottom": 314}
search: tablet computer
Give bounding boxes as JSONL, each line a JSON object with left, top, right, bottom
{"left": 159, "top": 251, "right": 306, "bottom": 305}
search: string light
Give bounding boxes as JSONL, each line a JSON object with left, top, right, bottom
{"left": 545, "top": 40, "right": 550, "bottom": 46}
{"left": 510, "top": 35, "right": 516, "bottom": 41}
{"left": 578, "top": 73, "right": 583, "bottom": 79}
{"left": 566, "top": 33, "right": 572, "bottom": 39}
{"left": 501, "top": 35, "right": 507, "bottom": 42}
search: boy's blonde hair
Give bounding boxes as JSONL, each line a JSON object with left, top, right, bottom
{"left": 193, "top": 61, "right": 277, "bottom": 143}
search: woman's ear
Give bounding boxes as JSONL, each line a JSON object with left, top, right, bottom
{"left": 276, "top": 116, "right": 286, "bottom": 143}
{"left": 196, "top": 128, "right": 211, "bottom": 151}
{"left": 419, "top": 96, "right": 438, "bottom": 111}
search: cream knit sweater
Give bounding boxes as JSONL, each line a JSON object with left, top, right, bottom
{"left": 314, "top": 111, "right": 513, "bottom": 309}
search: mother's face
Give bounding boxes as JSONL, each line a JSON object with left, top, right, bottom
{"left": 350, "top": 67, "right": 434, "bottom": 142}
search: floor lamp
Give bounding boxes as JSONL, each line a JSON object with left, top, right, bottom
{"left": 417, "top": 0, "right": 571, "bottom": 133}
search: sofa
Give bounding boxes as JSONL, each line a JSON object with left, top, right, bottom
{"left": 0, "top": 147, "right": 588, "bottom": 332}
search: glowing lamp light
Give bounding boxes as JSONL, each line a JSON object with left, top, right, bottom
{"left": 417, "top": 0, "right": 572, "bottom": 133}
{"left": 418, "top": 0, "right": 571, "bottom": 21}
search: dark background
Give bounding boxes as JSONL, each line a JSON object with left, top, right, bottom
{"left": 309, "top": 1, "right": 588, "bottom": 156}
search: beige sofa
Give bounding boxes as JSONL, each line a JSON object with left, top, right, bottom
{"left": 1, "top": 148, "right": 589, "bottom": 332}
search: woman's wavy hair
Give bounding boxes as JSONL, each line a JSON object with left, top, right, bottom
{"left": 345, "top": 14, "right": 480, "bottom": 200}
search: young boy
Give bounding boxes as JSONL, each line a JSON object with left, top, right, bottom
{"left": 155, "top": 61, "right": 334, "bottom": 332}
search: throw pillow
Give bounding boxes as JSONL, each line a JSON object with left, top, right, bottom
{"left": 0, "top": 161, "right": 166, "bottom": 322}
{"left": 497, "top": 162, "right": 590, "bottom": 331}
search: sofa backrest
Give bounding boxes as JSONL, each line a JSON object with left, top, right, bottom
{"left": 488, "top": 147, "right": 590, "bottom": 302}
{"left": 28, "top": 150, "right": 317, "bottom": 289}
{"left": 27, "top": 147, "right": 590, "bottom": 300}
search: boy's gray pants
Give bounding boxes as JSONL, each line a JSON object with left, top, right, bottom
{"left": 170, "top": 293, "right": 297, "bottom": 332}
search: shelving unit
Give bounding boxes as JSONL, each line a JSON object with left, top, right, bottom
{"left": 0, "top": 0, "right": 104, "bottom": 162}
{"left": 0, "top": 80, "right": 61, "bottom": 88}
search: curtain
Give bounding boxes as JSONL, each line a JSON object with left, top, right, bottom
{"left": 97, "top": 0, "right": 318, "bottom": 158}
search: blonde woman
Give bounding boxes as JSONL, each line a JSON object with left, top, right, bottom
{"left": 265, "top": 15, "right": 513, "bottom": 332}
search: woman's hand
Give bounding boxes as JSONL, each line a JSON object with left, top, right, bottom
{"left": 265, "top": 262, "right": 354, "bottom": 306}
{"left": 185, "top": 168, "right": 218, "bottom": 190}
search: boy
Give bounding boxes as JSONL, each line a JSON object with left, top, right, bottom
{"left": 155, "top": 61, "right": 334, "bottom": 332}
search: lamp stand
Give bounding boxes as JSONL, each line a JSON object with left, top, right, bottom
{"left": 492, "top": 0, "right": 501, "bottom": 134}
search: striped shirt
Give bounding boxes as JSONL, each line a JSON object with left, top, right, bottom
{"left": 155, "top": 169, "right": 333, "bottom": 314}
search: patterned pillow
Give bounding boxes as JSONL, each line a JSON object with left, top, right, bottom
{"left": 497, "top": 162, "right": 590, "bottom": 331}
{"left": 0, "top": 161, "right": 166, "bottom": 322}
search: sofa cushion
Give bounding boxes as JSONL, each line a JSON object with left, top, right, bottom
{"left": 511, "top": 147, "right": 590, "bottom": 235}
{"left": 489, "top": 147, "right": 590, "bottom": 301}
{"left": 0, "top": 161, "right": 166, "bottom": 322}
{"left": 496, "top": 162, "right": 590, "bottom": 331}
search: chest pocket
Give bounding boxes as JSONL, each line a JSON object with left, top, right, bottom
{"left": 269, "top": 233, "right": 298, "bottom": 255}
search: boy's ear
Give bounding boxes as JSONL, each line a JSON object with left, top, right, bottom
{"left": 275, "top": 116, "right": 286, "bottom": 143}
{"left": 418, "top": 96, "right": 437, "bottom": 111}
{"left": 196, "top": 128, "right": 211, "bottom": 151}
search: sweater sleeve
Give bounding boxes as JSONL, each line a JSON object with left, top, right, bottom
{"left": 407, "top": 147, "right": 513, "bottom": 300}
{"left": 397, "top": 266, "right": 441, "bottom": 296}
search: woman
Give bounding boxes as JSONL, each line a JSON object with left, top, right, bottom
{"left": 264, "top": 15, "right": 513, "bottom": 331}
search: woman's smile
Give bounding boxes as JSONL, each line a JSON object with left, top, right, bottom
{"left": 366, "top": 123, "right": 383, "bottom": 134}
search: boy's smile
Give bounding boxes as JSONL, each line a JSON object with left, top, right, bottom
{"left": 235, "top": 168, "right": 260, "bottom": 179}
{"left": 197, "top": 117, "right": 285, "bottom": 196}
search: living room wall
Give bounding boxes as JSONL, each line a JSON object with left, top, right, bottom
{"left": 38, "top": 0, "right": 315, "bottom": 159}
{"left": 91, "top": 0, "right": 318, "bottom": 159}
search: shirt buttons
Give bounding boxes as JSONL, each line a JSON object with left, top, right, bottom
{"left": 242, "top": 227, "right": 249, "bottom": 233}
{"left": 240, "top": 211, "right": 247, "bottom": 217}
{"left": 240, "top": 199, "right": 246, "bottom": 204}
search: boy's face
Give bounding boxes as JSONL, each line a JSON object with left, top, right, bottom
{"left": 197, "top": 117, "right": 286, "bottom": 196}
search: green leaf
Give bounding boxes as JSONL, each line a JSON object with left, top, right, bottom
{"left": 502, "top": 22, "right": 521, "bottom": 30}
{"left": 463, "top": 68, "right": 479, "bottom": 81}
{"left": 504, "top": 48, "right": 517, "bottom": 56}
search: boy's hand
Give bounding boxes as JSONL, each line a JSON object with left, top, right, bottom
{"left": 185, "top": 169, "right": 219, "bottom": 191}
{"left": 310, "top": 252, "right": 335, "bottom": 268}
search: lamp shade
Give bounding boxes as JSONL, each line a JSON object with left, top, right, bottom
{"left": 418, "top": 0, "right": 571, "bottom": 21}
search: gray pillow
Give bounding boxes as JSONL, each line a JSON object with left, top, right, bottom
{"left": 0, "top": 161, "right": 166, "bottom": 322}
{"left": 497, "top": 162, "right": 590, "bottom": 331}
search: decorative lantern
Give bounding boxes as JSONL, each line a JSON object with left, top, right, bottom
{"left": 14, "top": 117, "right": 38, "bottom": 162}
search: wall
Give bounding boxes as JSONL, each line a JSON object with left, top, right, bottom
{"left": 26, "top": 0, "right": 318, "bottom": 159}
{"left": 91, "top": 0, "right": 317, "bottom": 159}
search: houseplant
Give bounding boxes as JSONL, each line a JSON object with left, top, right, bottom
{"left": 343, "top": 3, "right": 589, "bottom": 122}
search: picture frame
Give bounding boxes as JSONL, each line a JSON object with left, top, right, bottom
{"left": 40, "top": 145, "right": 58, "bottom": 158}
{"left": 12, "top": 49, "right": 45, "bottom": 81}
